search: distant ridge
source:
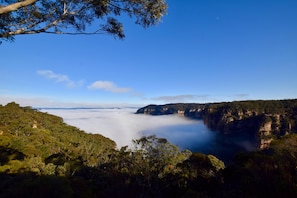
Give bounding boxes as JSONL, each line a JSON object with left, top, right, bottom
{"left": 37, "top": 106, "right": 140, "bottom": 110}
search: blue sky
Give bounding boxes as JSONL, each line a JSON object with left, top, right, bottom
{"left": 1, "top": 0, "right": 297, "bottom": 107}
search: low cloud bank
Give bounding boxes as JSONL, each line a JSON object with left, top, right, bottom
{"left": 40, "top": 108, "right": 257, "bottom": 163}
{"left": 41, "top": 108, "right": 211, "bottom": 149}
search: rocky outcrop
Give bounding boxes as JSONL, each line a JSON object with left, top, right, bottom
{"left": 136, "top": 103, "right": 206, "bottom": 118}
{"left": 136, "top": 99, "right": 297, "bottom": 149}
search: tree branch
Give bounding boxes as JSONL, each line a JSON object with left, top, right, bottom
{"left": 4, "top": 28, "right": 106, "bottom": 36}
{"left": 0, "top": 0, "right": 37, "bottom": 14}
{"left": 42, "top": 31, "right": 105, "bottom": 35}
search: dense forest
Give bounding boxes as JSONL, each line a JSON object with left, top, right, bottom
{"left": 1, "top": 102, "right": 297, "bottom": 197}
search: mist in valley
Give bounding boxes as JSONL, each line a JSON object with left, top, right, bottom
{"left": 42, "top": 108, "right": 257, "bottom": 162}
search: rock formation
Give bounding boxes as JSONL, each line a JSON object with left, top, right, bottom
{"left": 136, "top": 99, "right": 297, "bottom": 149}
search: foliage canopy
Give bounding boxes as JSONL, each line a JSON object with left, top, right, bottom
{"left": 0, "top": 0, "right": 168, "bottom": 43}
{"left": 1, "top": 102, "right": 297, "bottom": 197}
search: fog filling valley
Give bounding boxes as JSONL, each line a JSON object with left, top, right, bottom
{"left": 41, "top": 108, "right": 258, "bottom": 162}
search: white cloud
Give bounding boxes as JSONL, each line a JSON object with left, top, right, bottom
{"left": 37, "top": 70, "right": 84, "bottom": 88}
{"left": 234, "top": 94, "right": 249, "bottom": 99}
{"left": 88, "top": 81, "right": 131, "bottom": 93}
{"left": 151, "top": 94, "right": 210, "bottom": 103}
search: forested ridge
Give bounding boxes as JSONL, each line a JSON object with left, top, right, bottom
{"left": 1, "top": 102, "right": 297, "bottom": 197}
{"left": 137, "top": 99, "right": 297, "bottom": 149}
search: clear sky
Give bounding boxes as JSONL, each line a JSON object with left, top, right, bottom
{"left": 1, "top": 0, "right": 297, "bottom": 107}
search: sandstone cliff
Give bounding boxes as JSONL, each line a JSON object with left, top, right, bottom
{"left": 136, "top": 99, "right": 297, "bottom": 149}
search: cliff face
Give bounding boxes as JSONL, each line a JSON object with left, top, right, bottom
{"left": 136, "top": 100, "right": 297, "bottom": 149}
{"left": 136, "top": 103, "right": 205, "bottom": 118}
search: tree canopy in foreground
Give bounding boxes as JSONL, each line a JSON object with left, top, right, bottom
{"left": 0, "top": 0, "right": 168, "bottom": 43}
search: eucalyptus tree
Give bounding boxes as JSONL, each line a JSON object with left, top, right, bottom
{"left": 132, "top": 135, "right": 192, "bottom": 178}
{"left": 0, "top": 0, "right": 167, "bottom": 42}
